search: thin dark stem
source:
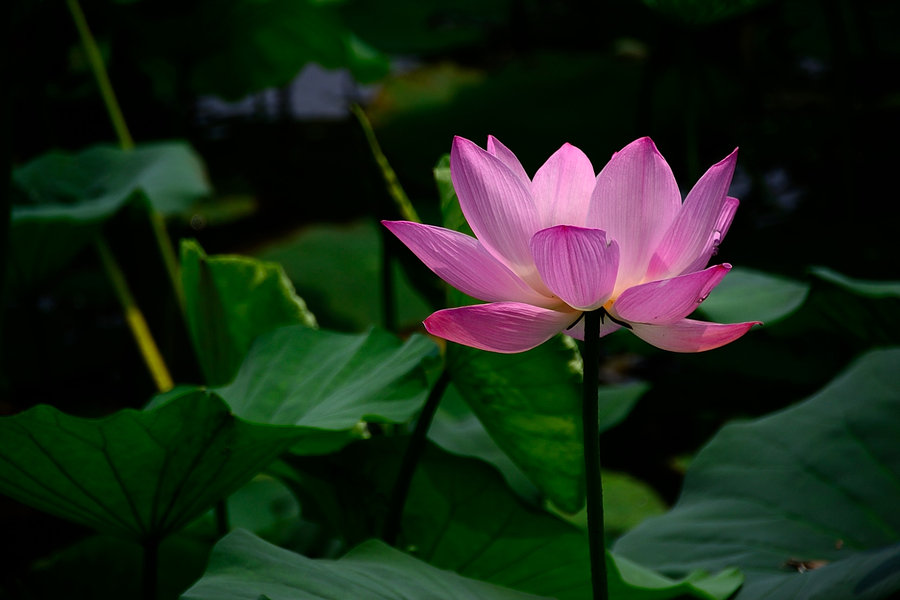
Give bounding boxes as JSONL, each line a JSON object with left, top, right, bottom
{"left": 142, "top": 537, "right": 159, "bottom": 600}
{"left": 581, "top": 310, "right": 608, "bottom": 600}
{"left": 215, "top": 499, "right": 229, "bottom": 537}
{"left": 382, "top": 370, "right": 451, "bottom": 545}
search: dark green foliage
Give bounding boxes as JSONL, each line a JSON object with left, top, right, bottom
{"left": 0, "top": 391, "right": 300, "bottom": 540}
{"left": 615, "top": 348, "right": 900, "bottom": 600}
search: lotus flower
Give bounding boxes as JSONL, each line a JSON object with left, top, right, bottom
{"left": 384, "top": 136, "right": 759, "bottom": 353}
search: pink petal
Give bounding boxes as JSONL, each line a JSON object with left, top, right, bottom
{"left": 383, "top": 220, "right": 557, "bottom": 307}
{"left": 486, "top": 135, "right": 531, "bottom": 185}
{"left": 451, "top": 136, "right": 543, "bottom": 283}
{"left": 629, "top": 318, "right": 760, "bottom": 353}
{"left": 646, "top": 149, "right": 739, "bottom": 279}
{"left": 678, "top": 196, "right": 740, "bottom": 276}
{"left": 613, "top": 264, "right": 732, "bottom": 325}
{"left": 530, "top": 226, "right": 620, "bottom": 311}
{"left": 424, "top": 302, "right": 576, "bottom": 353}
{"left": 531, "top": 143, "right": 596, "bottom": 227}
{"left": 586, "top": 137, "right": 681, "bottom": 289}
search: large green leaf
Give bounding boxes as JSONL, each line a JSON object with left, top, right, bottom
{"left": 697, "top": 267, "right": 809, "bottom": 325}
{"left": 0, "top": 391, "right": 300, "bottom": 540}
{"left": 181, "top": 529, "right": 548, "bottom": 600}
{"left": 257, "top": 220, "right": 432, "bottom": 331}
{"left": 429, "top": 379, "right": 649, "bottom": 509}
{"left": 181, "top": 239, "right": 317, "bottom": 386}
{"left": 121, "top": 0, "right": 389, "bottom": 101}
{"left": 797, "top": 267, "right": 900, "bottom": 345}
{"left": 9, "top": 142, "right": 210, "bottom": 292}
{"left": 614, "top": 348, "right": 900, "bottom": 599}
{"left": 446, "top": 338, "right": 586, "bottom": 513}
{"left": 19, "top": 531, "right": 212, "bottom": 600}
{"left": 215, "top": 325, "right": 438, "bottom": 454}
{"left": 277, "top": 440, "right": 740, "bottom": 600}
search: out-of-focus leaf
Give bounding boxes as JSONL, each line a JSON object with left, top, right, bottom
{"left": 225, "top": 475, "right": 299, "bottom": 542}
{"left": 278, "top": 440, "right": 740, "bottom": 600}
{"left": 697, "top": 267, "right": 808, "bottom": 325}
{"left": 640, "top": 0, "right": 775, "bottom": 26}
{"left": 797, "top": 267, "right": 900, "bottom": 344}
{"left": 341, "top": 0, "right": 511, "bottom": 56}
{"left": 215, "top": 325, "right": 438, "bottom": 454}
{"left": 615, "top": 348, "right": 900, "bottom": 600}
{"left": 21, "top": 532, "right": 211, "bottom": 600}
{"left": 182, "top": 529, "right": 549, "bottom": 600}
{"left": 0, "top": 391, "right": 300, "bottom": 540}
{"left": 257, "top": 220, "right": 432, "bottom": 331}
{"left": 122, "top": 0, "right": 389, "bottom": 101}
{"left": 181, "top": 240, "right": 317, "bottom": 386}
{"left": 9, "top": 142, "right": 210, "bottom": 293}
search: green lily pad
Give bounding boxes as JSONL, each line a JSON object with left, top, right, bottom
{"left": 181, "top": 239, "right": 317, "bottom": 386}
{"left": 9, "top": 141, "right": 210, "bottom": 293}
{"left": 429, "top": 378, "right": 649, "bottom": 506}
{"left": 181, "top": 528, "right": 549, "bottom": 600}
{"left": 0, "top": 391, "right": 300, "bottom": 540}
{"left": 215, "top": 325, "right": 438, "bottom": 454}
{"left": 277, "top": 440, "right": 740, "bottom": 600}
{"left": 798, "top": 267, "right": 900, "bottom": 345}
{"left": 697, "top": 267, "right": 809, "bottom": 325}
{"left": 446, "top": 338, "right": 585, "bottom": 513}
{"left": 256, "top": 220, "right": 432, "bottom": 332}
{"left": 20, "top": 531, "right": 211, "bottom": 600}
{"left": 614, "top": 347, "right": 900, "bottom": 599}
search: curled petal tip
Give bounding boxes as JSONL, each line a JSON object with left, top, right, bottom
{"left": 716, "top": 147, "right": 739, "bottom": 167}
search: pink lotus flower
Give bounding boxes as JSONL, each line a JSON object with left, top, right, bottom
{"left": 384, "top": 136, "right": 760, "bottom": 353}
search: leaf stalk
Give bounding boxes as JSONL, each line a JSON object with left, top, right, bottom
{"left": 95, "top": 239, "right": 174, "bottom": 392}
{"left": 382, "top": 369, "right": 451, "bottom": 545}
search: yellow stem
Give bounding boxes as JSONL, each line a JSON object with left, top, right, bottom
{"left": 95, "top": 239, "right": 174, "bottom": 392}
{"left": 351, "top": 104, "right": 420, "bottom": 223}
{"left": 66, "top": 0, "right": 134, "bottom": 150}
{"left": 67, "top": 0, "right": 186, "bottom": 390}
{"left": 149, "top": 210, "right": 186, "bottom": 313}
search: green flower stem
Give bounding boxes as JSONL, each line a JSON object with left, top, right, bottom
{"left": 383, "top": 369, "right": 451, "bottom": 545}
{"left": 68, "top": 0, "right": 186, "bottom": 384}
{"left": 142, "top": 537, "right": 159, "bottom": 600}
{"left": 582, "top": 309, "right": 609, "bottom": 600}
{"left": 351, "top": 103, "right": 421, "bottom": 224}
{"left": 66, "top": 0, "right": 134, "bottom": 151}
{"left": 149, "top": 209, "right": 186, "bottom": 313}
{"left": 95, "top": 239, "right": 174, "bottom": 392}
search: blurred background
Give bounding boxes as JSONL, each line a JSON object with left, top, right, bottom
{"left": 3, "top": 0, "right": 900, "bottom": 593}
